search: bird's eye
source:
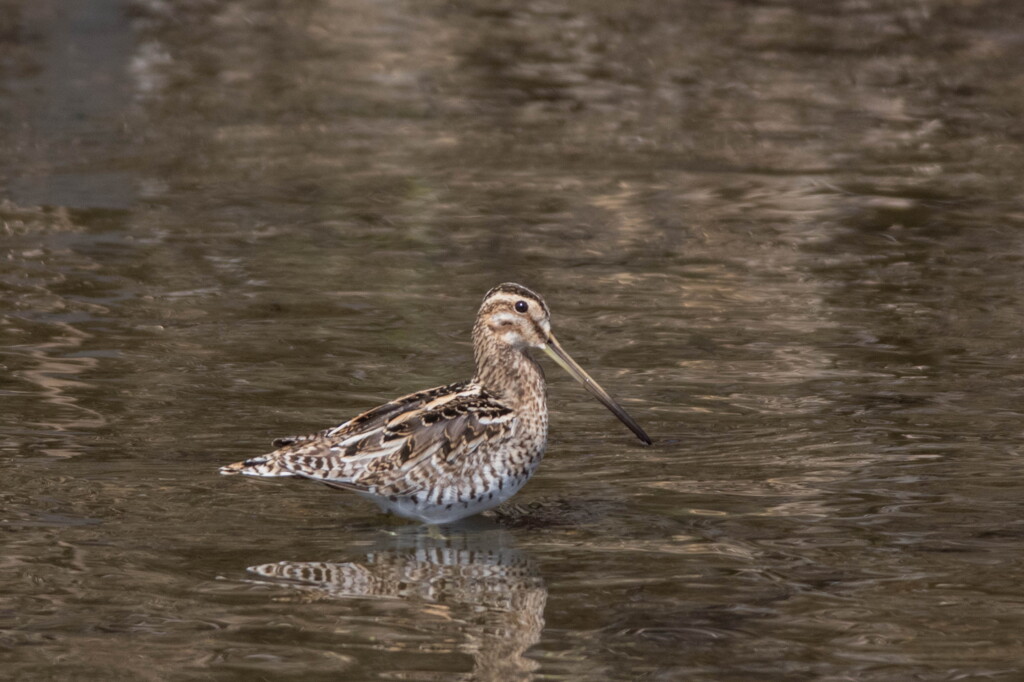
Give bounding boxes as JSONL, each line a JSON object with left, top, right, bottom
{"left": 514, "top": 300, "right": 529, "bottom": 313}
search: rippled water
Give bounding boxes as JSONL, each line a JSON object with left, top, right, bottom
{"left": 4, "top": 0, "right": 1024, "bottom": 679}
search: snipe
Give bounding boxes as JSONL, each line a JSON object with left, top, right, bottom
{"left": 220, "top": 283, "right": 651, "bottom": 524}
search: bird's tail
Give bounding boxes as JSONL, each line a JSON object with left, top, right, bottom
{"left": 219, "top": 455, "right": 296, "bottom": 477}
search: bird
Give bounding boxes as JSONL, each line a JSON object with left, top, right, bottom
{"left": 219, "top": 282, "right": 651, "bottom": 524}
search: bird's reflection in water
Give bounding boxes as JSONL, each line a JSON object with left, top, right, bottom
{"left": 246, "top": 518, "right": 546, "bottom": 679}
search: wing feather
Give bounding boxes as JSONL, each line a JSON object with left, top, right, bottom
{"left": 271, "top": 381, "right": 469, "bottom": 448}
{"left": 220, "top": 381, "right": 516, "bottom": 497}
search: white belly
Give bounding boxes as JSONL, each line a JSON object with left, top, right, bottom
{"left": 361, "top": 459, "right": 542, "bottom": 524}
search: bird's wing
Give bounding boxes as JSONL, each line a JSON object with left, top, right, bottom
{"left": 269, "top": 380, "right": 470, "bottom": 448}
{"left": 221, "top": 383, "right": 516, "bottom": 496}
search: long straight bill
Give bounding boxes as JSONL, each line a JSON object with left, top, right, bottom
{"left": 541, "top": 333, "right": 652, "bottom": 445}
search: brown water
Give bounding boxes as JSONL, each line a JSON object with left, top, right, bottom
{"left": 4, "top": 0, "right": 1024, "bottom": 679}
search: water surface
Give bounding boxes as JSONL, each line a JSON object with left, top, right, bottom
{"left": 3, "top": 0, "right": 1024, "bottom": 679}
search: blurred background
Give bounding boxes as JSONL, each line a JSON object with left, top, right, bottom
{"left": 3, "top": 0, "right": 1024, "bottom": 679}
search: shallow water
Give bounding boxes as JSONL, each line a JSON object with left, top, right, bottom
{"left": 4, "top": 0, "right": 1024, "bottom": 679}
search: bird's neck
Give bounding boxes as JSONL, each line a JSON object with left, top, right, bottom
{"left": 472, "top": 332, "right": 547, "bottom": 410}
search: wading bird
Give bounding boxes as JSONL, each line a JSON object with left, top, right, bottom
{"left": 220, "top": 283, "right": 651, "bottom": 523}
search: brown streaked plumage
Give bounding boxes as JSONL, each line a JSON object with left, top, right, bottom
{"left": 219, "top": 283, "right": 651, "bottom": 524}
